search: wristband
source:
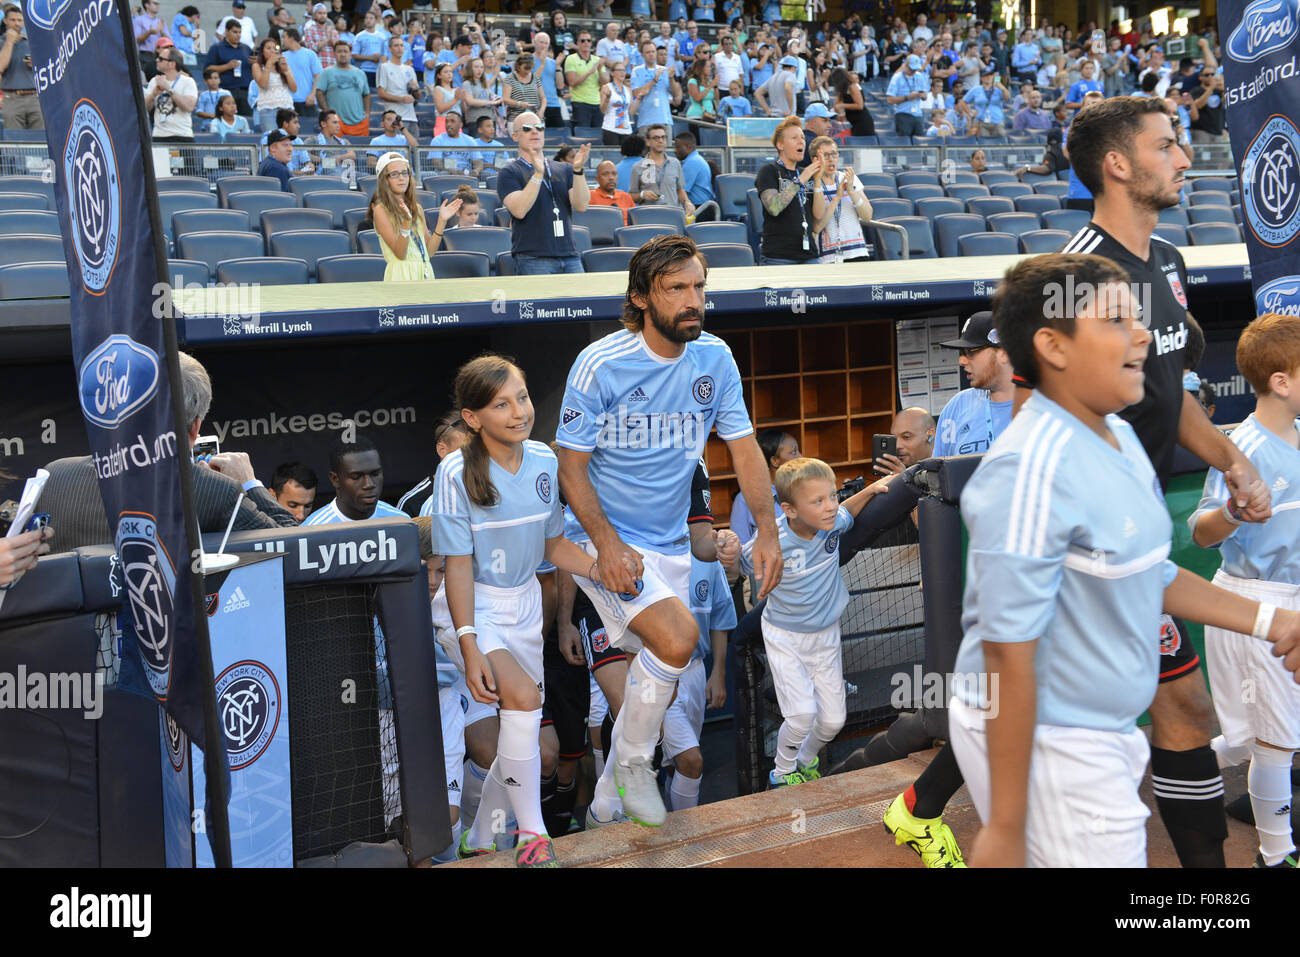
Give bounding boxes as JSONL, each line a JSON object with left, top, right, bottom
{"left": 1221, "top": 500, "right": 1244, "bottom": 526}
{"left": 1252, "top": 602, "right": 1276, "bottom": 642}
{"left": 455, "top": 624, "right": 478, "bottom": 640}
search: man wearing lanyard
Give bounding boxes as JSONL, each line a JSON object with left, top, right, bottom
{"left": 755, "top": 116, "right": 819, "bottom": 265}
{"left": 930, "top": 312, "right": 1013, "bottom": 456}
{"left": 499, "top": 111, "right": 591, "bottom": 275}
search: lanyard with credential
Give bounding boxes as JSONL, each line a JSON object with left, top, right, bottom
{"left": 787, "top": 165, "right": 811, "bottom": 251}
{"left": 527, "top": 159, "right": 565, "bottom": 238}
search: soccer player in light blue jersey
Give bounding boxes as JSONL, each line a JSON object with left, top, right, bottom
{"left": 557, "top": 235, "right": 783, "bottom": 828}
{"left": 932, "top": 311, "right": 1014, "bottom": 457}
{"left": 1190, "top": 313, "right": 1300, "bottom": 869}
{"left": 949, "top": 255, "right": 1300, "bottom": 868}
{"left": 432, "top": 355, "right": 596, "bottom": 868}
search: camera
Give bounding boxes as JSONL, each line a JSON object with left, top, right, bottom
{"left": 0, "top": 502, "right": 49, "bottom": 537}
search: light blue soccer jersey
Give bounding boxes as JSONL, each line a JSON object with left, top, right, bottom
{"left": 557, "top": 330, "right": 753, "bottom": 554}
{"left": 933, "top": 388, "right": 1013, "bottom": 456}
{"left": 740, "top": 505, "right": 854, "bottom": 632}
{"left": 953, "top": 392, "right": 1178, "bottom": 733}
{"left": 428, "top": 440, "right": 565, "bottom": 588}
{"left": 1190, "top": 414, "right": 1300, "bottom": 584}
{"left": 688, "top": 556, "right": 737, "bottom": 661}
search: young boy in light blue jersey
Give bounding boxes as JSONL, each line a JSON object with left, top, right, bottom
{"left": 730, "top": 456, "right": 886, "bottom": 787}
{"left": 1190, "top": 312, "right": 1300, "bottom": 869}
{"left": 949, "top": 254, "right": 1300, "bottom": 868}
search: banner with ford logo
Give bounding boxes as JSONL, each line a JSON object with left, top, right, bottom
{"left": 1221, "top": 0, "right": 1300, "bottom": 315}
{"left": 27, "top": 0, "right": 230, "bottom": 862}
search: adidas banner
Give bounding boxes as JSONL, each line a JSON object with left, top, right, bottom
{"left": 1219, "top": 0, "right": 1300, "bottom": 314}
{"left": 26, "top": 0, "right": 229, "bottom": 860}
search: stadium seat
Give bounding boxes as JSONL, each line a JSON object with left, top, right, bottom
{"left": 289, "top": 177, "right": 354, "bottom": 202}
{"left": 1013, "top": 194, "right": 1060, "bottom": 216}
{"left": 423, "top": 174, "right": 477, "bottom": 193}
{"left": 572, "top": 126, "right": 604, "bottom": 140}
{"left": 1017, "top": 229, "right": 1071, "bottom": 253}
{"left": 470, "top": 189, "right": 501, "bottom": 214}
{"left": 1033, "top": 181, "right": 1068, "bottom": 199}
{"left": 582, "top": 247, "right": 637, "bottom": 272}
{"left": 343, "top": 208, "right": 370, "bottom": 243}
{"left": 898, "top": 183, "right": 944, "bottom": 202}
{"left": 862, "top": 185, "right": 898, "bottom": 200}
{"left": 494, "top": 207, "right": 512, "bottom": 228}
{"left": 687, "top": 221, "right": 748, "bottom": 246}
{"left": 1232, "top": 204, "right": 1244, "bottom": 225}
{"left": 316, "top": 254, "right": 387, "bottom": 283}
{"left": 627, "top": 206, "right": 687, "bottom": 232}
{"left": 946, "top": 170, "right": 980, "bottom": 184}
{"left": 615, "top": 223, "right": 677, "bottom": 247}
{"left": 876, "top": 133, "right": 912, "bottom": 147}
{"left": 227, "top": 191, "right": 300, "bottom": 227}
{"left": 868, "top": 197, "right": 913, "bottom": 219}
{"left": 305, "top": 190, "right": 368, "bottom": 228}
{"left": 167, "top": 259, "right": 210, "bottom": 288}
{"left": 989, "top": 183, "right": 1034, "bottom": 200}
{"left": 357, "top": 175, "right": 379, "bottom": 195}
{"left": 496, "top": 252, "right": 514, "bottom": 275}
{"left": 843, "top": 136, "right": 879, "bottom": 146}
{"left": 0, "top": 176, "right": 56, "bottom": 207}
{"left": 173, "top": 209, "right": 252, "bottom": 238}
{"left": 1041, "top": 208, "right": 1091, "bottom": 234}
{"left": 858, "top": 173, "right": 896, "bottom": 189}
{"left": 873, "top": 216, "right": 937, "bottom": 259}
{"left": 945, "top": 184, "right": 991, "bottom": 202}
{"left": 175, "top": 231, "right": 265, "bottom": 279}
{"left": 966, "top": 196, "right": 1015, "bottom": 218}
{"left": 1188, "top": 205, "right": 1236, "bottom": 225}
{"left": 0, "top": 234, "right": 62, "bottom": 269}
{"left": 896, "top": 171, "right": 940, "bottom": 187}
{"left": 0, "top": 192, "right": 48, "bottom": 211}
{"left": 1187, "top": 222, "right": 1242, "bottom": 245}
{"left": 1192, "top": 177, "right": 1233, "bottom": 193}
{"left": 698, "top": 243, "right": 755, "bottom": 267}
{"left": 356, "top": 230, "right": 382, "bottom": 254}
{"left": 1188, "top": 191, "right": 1229, "bottom": 207}
{"left": 933, "top": 213, "right": 987, "bottom": 258}
{"left": 0, "top": 261, "right": 69, "bottom": 299}
{"left": 959, "top": 232, "right": 1018, "bottom": 256}
{"left": 980, "top": 171, "right": 1019, "bottom": 187}
{"left": 159, "top": 192, "right": 219, "bottom": 237}
{"left": 986, "top": 212, "right": 1043, "bottom": 240}
{"left": 440, "top": 226, "right": 511, "bottom": 268}
{"left": 1157, "top": 206, "right": 1190, "bottom": 228}
{"left": 946, "top": 135, "right": 979, "bottom": 146}
{"left": 216, "top": 175, "right": 286, "bottom": 206}
{"left": 215, "top": 257, "right": 311, "bottom": 286}
{"left": 913, "top": 196, "right": 964, "bottom": 224}
{"left": 574, "top": 206, "right": 625, "bottom": 246}
{"left": 1020, "top": 171, "right": 1056, "bottom": 187}
{"left": 267, "top": 229, "right": 354, "bottom": 278}
{"left": 0, "top": 210, "right": 60, "bottom": 236}
{"left": 745, "top": 188, "right": 763, "bottom": 254}
{"left": 714, "top": 173, "right": 757, "bottom": 221}
{"left": 432, "top": 250, "right": 491, "bottom": 278}
{"left": 156, "top": 176, "right": 214, "bottom": 193}
{"left": 571, "top": 225, "right": 592, "bottom": 254}
{"left": 1153, "top": 223, "right": 1188, "bottom": 246}
{"left": 261, "top": 207, "right": 334, "bottom": 247}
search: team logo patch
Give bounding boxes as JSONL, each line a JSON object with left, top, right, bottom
{"left": 164, "top": 712, "right": 187, "bottom": 772}
{"left": 1226, "top": 0, "right": 1298, "bottom": 62}
{"left": 1241, "top": 115, "right": 1300, "bottom": 248}
{"left": 536, "top": 472, "right": 552, "bottom": 503}
{"left": 987, "top": 327, "right": 999, "bottom": 345}
{"left": 825, "top": 532, "right": 840, "bottom": 553}
{"left": 1158, "top": 616, "right": 1181, "bottom": 656}
{"left": 1257, "top": 276, "right": 1300, "bottom": 316}
{"left": 116, "top": 512, "right": 177, "bottom": 698}
{"left": 694, "top": 579, "right": 709, "bottom": 603}
{"left": 216, "top": 659, "right": 281, "bottom": 770}
{"left": 460, "top": 694, "right": 469, "bottom": 714}
{"left": 692, "top": 375, "right": 715, "bottom": 405}
{"left": 561, "top": 406, "right": 583, "bottom": 433}
{"left": 77, "top": 335, "right": 160, "bottom": 430}
{"left": 591, "top": 628, "right": 610, "bottom": 653}
{"left": 63, "top": 99, "right": 122, "bottom": 293}
{"left": 205, "top": 592, "right": 220, "bottom": 617}
{"left": 1166, "top": 273, "right": 1188, "bottom": 308}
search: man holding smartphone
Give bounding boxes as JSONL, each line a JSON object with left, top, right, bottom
{"left": 931, "top": 311, "right": 1014, "bottom": 457}
{"left": 0, "top": 5, "right": 41, "bottom": 131}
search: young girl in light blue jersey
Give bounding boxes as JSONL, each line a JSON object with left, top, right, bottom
{"left": 433, "top": 354, "right": 596, "bottom": 868}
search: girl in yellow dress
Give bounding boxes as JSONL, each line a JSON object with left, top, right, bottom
{"left": 370, "top": 151, "right": 461, "bottom": 281}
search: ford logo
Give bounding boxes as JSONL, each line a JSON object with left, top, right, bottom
{"left": 1257, "top": 276, "right": 1300, "bottom": 316}
{"left": 1226, "top": 0, "right": 1298, "bottom": 62}
{"left": 78, "top": 334, "right": 160, "bottom": 429}
{"left": 25, "top": 0, "right": 71, "bottom": 30}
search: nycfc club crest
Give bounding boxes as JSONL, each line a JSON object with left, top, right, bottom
{"left": 536, "top": 472, "right": 552, "bottom": 503}
{"left": 217, "top": 660, "right": 282, "bottom": 770}
{"left": 63, "top": 99, "right": 122, "bottom": 293}
{"left": 164, "top": 712, "right": 187, "bottom": 771}
{"left": 825, "top": 532, "right": 840, "bottom": 553}
{"left": 1241, "top": 114, "right": 1300, "bottom": 248}
{"left": 692, "top": 375, "right": 715, "bottom": 405}
{"left": 116, "top": 512, "right": 177, "bottom": 698}
{"left": 694, "top": 579, "right": 709, "bottom": 603}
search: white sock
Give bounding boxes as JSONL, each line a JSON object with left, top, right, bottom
{"left": 466, "top": 762, "right": 511, "bottom": 849}
{"left": 670, "top": 772, "right": 701, "bottom": 811}
{"left": 796, "top": 712, "right": 844, "bottom": 770}
{"left": 774, "top": 713, "right": 813, "bottom": 774}
{"left": 462, "top": 759, "right": 490, "bottom": 825}
{"left": 1248, "top": 743, "right": 1296, "bottom": 866}
{"left": 1211, "top": 734, "right": 1251, "bottom": 770}
{"left": 496, "top": 708, "right": 547, "bottom": 838}
{"left": 589, "top": 735, "right": 623, "bottom": 821}
{"left": 431, "top": 819, "right": 463, "bottom": 864}
{"left": 590, "top": 727, "right": 605, "bottom": 778}
{"left": 618, "top": 649, "right": 684, "bottom": 761}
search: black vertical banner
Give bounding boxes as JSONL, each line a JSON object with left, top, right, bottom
{"left": 26, "top": 0, "right": 230, "bottom": 864}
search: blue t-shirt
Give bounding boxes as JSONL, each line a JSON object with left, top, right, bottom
{"left": 631, "top": 64, "right": 673, "bottom": 128}
{"left": 933, "top": 388, "right": 1013, "bottom": 456}
{"left": 740, "top": 506, "right": 854, "bottom": 632}
{"left": 283, "top": 46, "right": 322, "bottom": 104}
{"left": 748, "top": 59, "right": 773, "bottom": 90}
{"left": 172, "top": 13, "right": 195, "bottom": 53}
{"left": 368, "top": 131, "right": 409, "bottom": 157}
{"left": 352, "top": 29, "right": 389, "bottom": 74}
{"left": 429, "top": 131, "right": 477, "bottom": 171}
{"left": 257, "top": 155, "right": 292, "bottom": 190}
{"left": 1066, "top": 78, "right": 1102, "bottom": 103}
{"left": 729, "top": 484, "right": 778, "bottom": 546}
{"left": 616, "top": 155, "right": 639, "bottom": 192}
{"left": 406, "top": 35, "right": 426, "bottom": 71}
{"left": 1063, "top": 127, "right": 1093, "bottom": 199}
{"left": 719, "top": 94, "right": 752, "bottom": 117}
{"left": 1191, "top": 415, "right": 1300, "bottom": 584}
{"left": 557, "top": 330, "right": 753, "bottom": 553}
{"left": 497, "top": 157, "right": 577, "bottom": 257}
{"left": 196, "top": 87, "right": 228, "bottom": 117}
{"left": 540, "top": 57, "right": 559, "bottom": 101}
{"left": 688, "top": 557, "right": 737, "bottom": 661}
{"left": 678, "top": 36, "right": 705, "bottom": 59}
{"left": 953, "top": 392, "right": 1177, "bottom": 732}
{"left": 887, "top": 68, "right": 926, "bottom": 116}
{"left": 964, "top": 84, "right": 1004, "bottom": 125}
{"left": 694, "top": 0, "right": 716, "bottom": 22}
{"left": 681, "top": 149, "right": 715, "bottom": 206}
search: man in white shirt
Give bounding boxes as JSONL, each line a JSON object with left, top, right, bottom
{"left": 1137, "top": 45, "right": 1172, "bottom": 99}
{"left": 713, "top": 33, "right": 742, "bottom": 90}
{"left": 911, "top": 12, "right": 932, "bottom": 44}
{"left": 145, "top": 46, "right": 198, "bottom": 142}
{"left": 376, "top": 34, "right": 419, "bottom": 129}
{"left": 217, "top": 0, "right": 256, "bottom": 49}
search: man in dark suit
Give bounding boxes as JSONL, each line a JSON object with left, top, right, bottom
{"left": 43, "top": 352, "right": 297, "bottom": 552}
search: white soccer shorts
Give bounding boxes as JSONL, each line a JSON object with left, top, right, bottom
{"left": 439, "top": 683, "right": 467, "bottom": 809}
{"left": 574, "top": 542, "right": 692, "bottom": 653}
{"left": 434, "top": 579, "right": 546, "bottom": 703}
{"left": 761, "top": 616, "right": 846, "bottom": 725}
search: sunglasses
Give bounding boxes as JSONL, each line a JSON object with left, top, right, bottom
{"left": 519, "top": 123, "right": 545, "bottom": 132}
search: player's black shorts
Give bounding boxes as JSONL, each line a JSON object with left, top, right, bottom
{"left": 572, "top": 587, "right": 627, "bottom": 672}
{"left": 1157, "top": 613, "right": 1201, "bottom": 683}
{"left": 542, "top": 637, "right": 590, "bottom": 761}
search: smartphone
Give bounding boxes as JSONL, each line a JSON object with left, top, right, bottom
{"left": 871, "top": 433, "right": 898, "bottom": 467}
{"left": 193, "top": 434, "right": 221, "bottom": 460}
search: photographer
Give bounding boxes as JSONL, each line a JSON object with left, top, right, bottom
{"left": 368, "top": 108, "right": 418, "bottom": 168}
{"left": 252, "top": 37, "right": 297, "bottom": 133}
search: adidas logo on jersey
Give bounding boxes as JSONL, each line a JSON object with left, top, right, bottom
{"left": 448, "top": 779, "right": 461, "bottom": 792}
{"left": 223, "top": 587, "right": 251, "bottom": 613}
{"left": 628, "top": 386, "right": 650, "bottom": 402}
{"left": 1277, "top": 804, "right": 1291, "bottom": 816}
{"left": 504, "top": 777, "right": 520, "bottom": 787}
{"left": 1123, "top": 516, "right": 1138, "bottom": 538}
{"left": 1273, "top": 476, "right": 1290, "bottom": 493}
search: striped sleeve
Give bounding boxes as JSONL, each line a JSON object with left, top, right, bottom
{"left": 430, "top": 453, "right": 474, "bottom": 557}
{"left": 1187, "top": 421, "right": 1260, "bottom": 540}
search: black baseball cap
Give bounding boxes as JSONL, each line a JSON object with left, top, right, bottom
{"left": 941, "top": 311, "right": 999, "bottom": 349}
{"left": 265, "top": 129, "right": 292, "bottom": 146}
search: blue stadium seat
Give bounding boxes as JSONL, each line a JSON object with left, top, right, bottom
{"left": 0, "top": 261, "right": 69, "bottom": 299}
{"left": 898, "top": 183, "right": 944, "bottom": 202}
{"left": 1188, "top": 191, "right": 1229, "bottom": 207}
{"left": 262, "top": 207, "right": 335, "bottom": 248}
{"left": 1041, "top": 208, "right": 1091, "bottom": 234}
{"left": 698, "top": 243, "right": 755, "bottom": 267}
{"left": 582, "top": 247, "right": 637, "bottom": 272}
{"left": 698, "top": 126, "right": 728, "bottom": 147}
{"left": 0, "top": 192, "right": 48, "bottom": 211}
{"left": 432, "top": 250, "right": 491, "bottom": 278}
{"left": 173, "top": 209, "right": 252, "bottom": 238}
{"left": 989, "top": 183, "right": 1034, "bottom": 200}
{"left": 862, "top": 185, "right": 898, "bottom": 200}
{"left": 844, "top": 136, "right": 879, "bottom": 146}
{"left": 289, "top": 177, "right": 354, "bottom": 202}
{"left": 422, "top": 174, "right": 478, "bottom": 194}
{"left": 356, "top": 230, "right": 382, "bottom": 255}
{"left": 215, "top": 257, "right": 311, "bottom": 285}
{"left": 571, "top": 225, "right": 592, "bottom": 254}
{"left": 877, "top": 133, "right": 912, "bottom": 147}
{"left": 1157, "top": 206, "right": 1190, "bottom": 228}
{"left": 496, "top": 252, "right": 514, "bottom": 275}
{"left": 468, "top": 189, "right": 501, "bottom": 214}
{"left": 966, "top": 196, "right": 1015, "bottom": 218}
{"left": 0, "top": 234, "right": 62, "bottom": 268}
{"left": 627, "top": 206, "right": 687, "bottom": 232}
{"left": 267, "top": 229, "right": 354, "bottom": 278}
{"left": 868, "top": 197, "right": 913, "bottom": 219}
{"left": 573, "top": 126, "right": 604, "bottom": 140}
{"left": 304, "top": 190, "right": 366, "bottom": 228}
{"left": 874, "top": 217, "right": 937, "bottom": 259}
{"left": 0, "top": 176, "right": 56, "bottom": 207}
{"left": 946, "top": 170, "right": 980, "bottom": 184}
{"left": 896, "top": 171, "right": 940, "bottom": 187}
{"left": 1232, "top": 204, "right": 1243, "bottom": 225}
{"left": 1018, "top": 229, "right": 1071, "bottom": 253}
{"left": 494, "top": 207, "right": 512, "bottom": 228}
{"left": 615, "top": 223, "right": 677, "bottom": 247}
{"left": 914, "top": 196, "right": 964, "bottom": 224}
{"left": 959, "top": 232, "right": 1018, "bottom": 256}
{"left": 1188, "top": 205, "right": 1236, "bottom": 225}
{"left": 745, "top": 188, "right": 763, "bottom": 255}
{"left": 946, "top": 136, "right": 979, "bottom": 146}
{"left": 979, "top": 171, "right": 1019, "bottom": 187}
{"left": 714, "top": 173, "right": 757, "bottom": 221}
{"left": 977, "top": 135, "right": 1009, "bottom": 146}
{"left": 0, "top": 210, "right": 60, "bottom": 236}
{"left": 227, "top": 191, "right": 299, "bottom": 227}
{"left": 216, "top": 175, "right": 286, "bottom": 206}
{"left": 1153, "top": 224, "right": 1188, "bottom": 247}
{"left": 1013, "top": 194, "right": 1060, "bottom": 216}
{"left": 1020, "top": 171, "right": 1056, "bottom": 187}
{"left": 858, "top": 173, "right": 896, "bottom": 189}
{"left": 316, "top": 254, "right": 387, "bottom": 283}
{"left": 357, "top": 175, "right": 379, "bottom": 195}
{"left": 574, "top": 206, "right": 624, "bottom": 246}
{"left": 175, "top": 231, "right": 265, "bottom": 279}
{"left": 1033, "top": 181, "right": 1068, "bottom": 199}
{"left": 1192, "top": 177, "right": 1232, "bottom": 193}
{"left": 343, "top": 208, "right": 370, "bottom": 244}
{"left": 945, "top": 183, "right": 991, "bottom": 202}
{"left": 687, "top": 221, "right": 748, "bottom": 246}
{"left": 1187, "top": 222, "right": 1242, "bottom": 245}
{"left": 159, "top": 191, "right": 219, "bottom": 239}
{"left": 986, "top": 212, "right": 1043, "bottom": 239}
{"left": 156, "top": 176, "right": 214, "bottom": 193}
{"left": 167, "top": 259, "right": 210, "bottom": 288}
{"left": 934, "top": 213, "right": 987, "bottom": 258}
{"left": 441, "top": 226, "right": 512, "bottom": 269}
